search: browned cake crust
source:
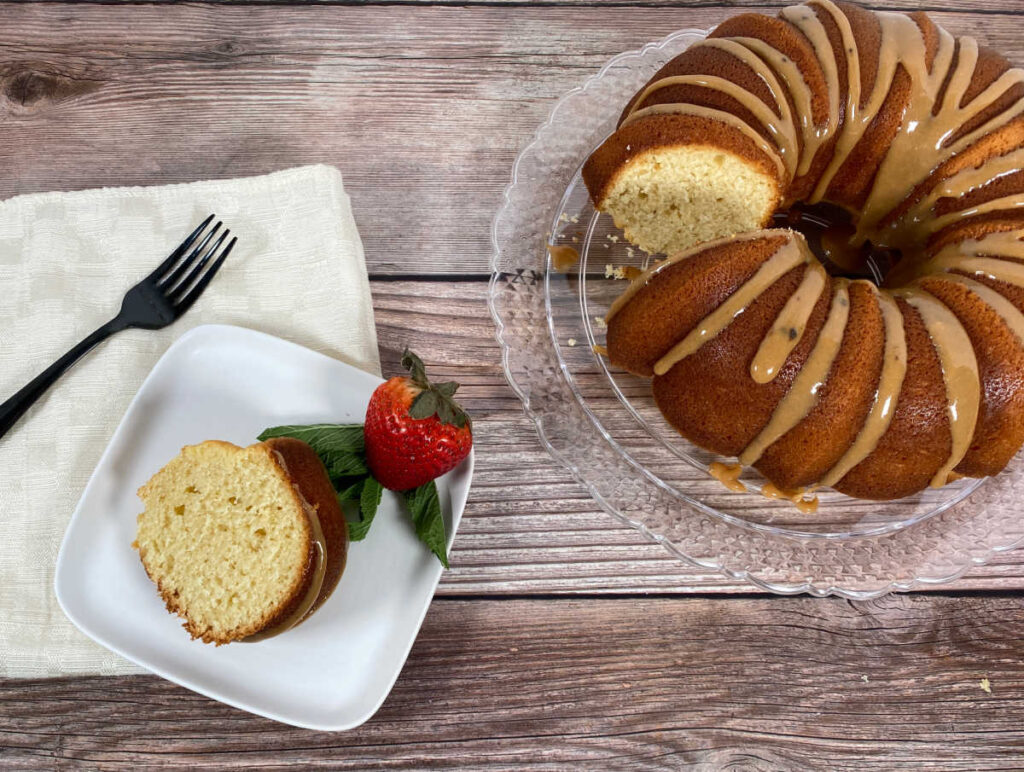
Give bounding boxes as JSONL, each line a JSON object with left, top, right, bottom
{"left": 652, "top": 264, "right": 831, "bottom": 456}
{"left": 263, "top": 437, "right": 349, "bottom": 619}
{"left": 619, "top": 35, "right": 786, "bottom": 135}
{"left": 755, "top": 280, "right": 885, "bottom": 489}
{"left": 606, "top": 234, "right": 793, "bottom": 376}
{"left": 917, "top": 278, "right": 1024, "bottom": 477}
{"left": 834, "top": 300, "right": 952, "bottom": 500}
{"left": 594, "top": 0, "right": 1024, "bottom": 501}
{"left": 888, "top": 117, "right": 1024, "bottom": 235}
{"left": 710, "top": 13, "right": 831, "bottom": 201}
{"left": 582, "top": 114, "right": 783, "bottom": 210}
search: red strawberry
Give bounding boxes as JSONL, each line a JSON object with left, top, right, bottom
{"left": 364, "top": 349, "right": 473, "bottom": 491}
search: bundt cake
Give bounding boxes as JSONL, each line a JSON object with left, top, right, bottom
{"left": 586, "top": 0, "right": 1024, "bottom": 500}
{"left": 135, "top": 438, "right": 348, "bottom": 644}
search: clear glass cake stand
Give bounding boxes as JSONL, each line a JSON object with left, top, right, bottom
{"left": 488, "top": 28, "right": 1024, "bottom": 597}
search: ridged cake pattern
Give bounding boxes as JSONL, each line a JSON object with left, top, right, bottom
{"left": 595, "top": 0, "right": 1024, "bottom": 500}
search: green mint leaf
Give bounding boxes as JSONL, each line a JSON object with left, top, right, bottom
{"left": 336, "top": 479, "right": 364, "bottom": 503}
{"left": 347, "top": 514, "right": 374, "bottom": 542}
{"left": 258, "top": 424, "right": 364, "bottom": 455}
{"left": 354, "top": 476, "right": 384, "bottom": 540}
{"left": 409, "top": 390, "right": 438, "bottom": 420}
{"left": 403, "top": 481, "right": 448, "bottom": 568}
{"left": 361, "top": 476, "right": 383, "bottom": 518}
{"left": 335, "top": 479, "right": 372, "bottom": 542}
{"left": 320, "top": 448, "right": 369, "bottom": 479}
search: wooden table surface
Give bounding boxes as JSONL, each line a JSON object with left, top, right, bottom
{"left": 4, "top": 0, "right": 1024, "bottom": 768}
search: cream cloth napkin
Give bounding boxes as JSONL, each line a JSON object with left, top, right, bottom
{"left": 0, "top": 165, "right": 380, "bottom": 677}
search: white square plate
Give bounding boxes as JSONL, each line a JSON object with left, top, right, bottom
{"left": 54, "top": 324, "right": 472, "bottom": 731}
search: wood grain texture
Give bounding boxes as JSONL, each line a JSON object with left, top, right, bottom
{"left": 368, "top": 280, "right": 1024, "bottom": 595}
{"left": 3, "top": 594, "right": 1024, "bottom": 769}
{"left": 2, "top": 4, "right": 1024, "bottom": 277}
{"left": 5, "top": 1, "right": 1024, "bottom": 766}
{"left": 6, "top": 0, "right": 1020, "bottom": 11}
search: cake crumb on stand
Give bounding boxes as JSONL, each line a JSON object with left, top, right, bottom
{"left": 604, "top": 264, "right": 642, "bottom": 280}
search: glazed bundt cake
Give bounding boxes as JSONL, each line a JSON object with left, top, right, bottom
{"left": 135, "top": 438, "right": 348, "bottom": 644}
{"left": 586, "top": 0, "right": 1024, "bottom": 500}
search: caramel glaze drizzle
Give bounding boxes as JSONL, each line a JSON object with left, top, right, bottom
{"left": 740, "top": 278, "right": 850, "bottom": 466}
{"left": 653, "top": 236, "right": 811, "bottom": 376}
{"left": 547, "top": 244, "right": 580, "bottom": 272}
{"left": 610, "top": 0, "right": 1024, "bottom": 497}
{"left": 620, "top": 103, "right": 788, "bottom": 181}
{"left": 816, "top": 289, "right": 907, "bottom": 489}
{"left": 931, "top": 273, "right": 1024, "bottom": 347}
{"left": 761, "top": 482, "right": 819, "bottom": 513}
{"left": 709, "top": 461, "right": 745, "bottom": 492}
{"left": 623, "top": 0, "right": 1024, "bottom": 248}
{"left": 749, "top": 261, "right": 828, "bottom": 383}
{"left": 606, "top": 230, "right": 776, "bottom": 323}
{"left": 895, "top": 287, "right": 981, "bottom": 487}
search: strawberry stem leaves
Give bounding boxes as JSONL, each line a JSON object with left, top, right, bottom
{"left": 402, "top": 348, "right": 470, "bottom": 429}
{"left": 401, "top": 349, "right": 430, "bottom": 389}
{"left": 409, "top": 389, "right": 440, "bottom": 420}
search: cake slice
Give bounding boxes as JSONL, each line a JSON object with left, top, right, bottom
{"left": 134, "top": 438, "right": 347, "bottom": 645}
{"left": 582, "top": 114, "right": 784, "bottom": 256}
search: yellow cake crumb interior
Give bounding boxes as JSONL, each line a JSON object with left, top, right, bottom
{"left": 602, "top": 145, "right": 778, "bottom": 255}
{"left": 135, "top": 442, "right": 310, "bottom": 642}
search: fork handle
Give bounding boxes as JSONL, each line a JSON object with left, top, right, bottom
{"left": 0, "top": 320, "right": 122, "bottom": 440}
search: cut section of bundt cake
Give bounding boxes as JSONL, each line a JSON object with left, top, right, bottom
{"left": 583, "top": 115, "right": 784, "bottom": 256}
{"left": 590, "top": 0, "right": 1024, "bottom": 500}
{"left": 135, "top": 438, "right": 347, "bottom": 644}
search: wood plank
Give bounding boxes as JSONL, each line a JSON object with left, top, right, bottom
{"left": 3, "top": 4, "right": 1024, "bottom": 275}
{"left": 2, "top": 594, "right": 1024, "bottom": 768}
{"left": 368, "top": 279, "right": 1024, "bottom": 594}
{"left": 8, "top": 0, "right": 1021, "bottom": 12}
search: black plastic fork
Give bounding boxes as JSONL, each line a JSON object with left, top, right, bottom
{"left": 0, "top": 215, "right": 237, "bottom": 440}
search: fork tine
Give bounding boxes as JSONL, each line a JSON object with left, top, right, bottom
{"left": 147, "top": 214, "right": 215, "bottom": 283}
{"left": 173, "top": 235, "right": 236, "bottom": 314}
{"left": 158, "top": 221, "right": 221, "bottom": 290}
{"left": 168, "top": 229, "right": 229, "bottom": 300}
